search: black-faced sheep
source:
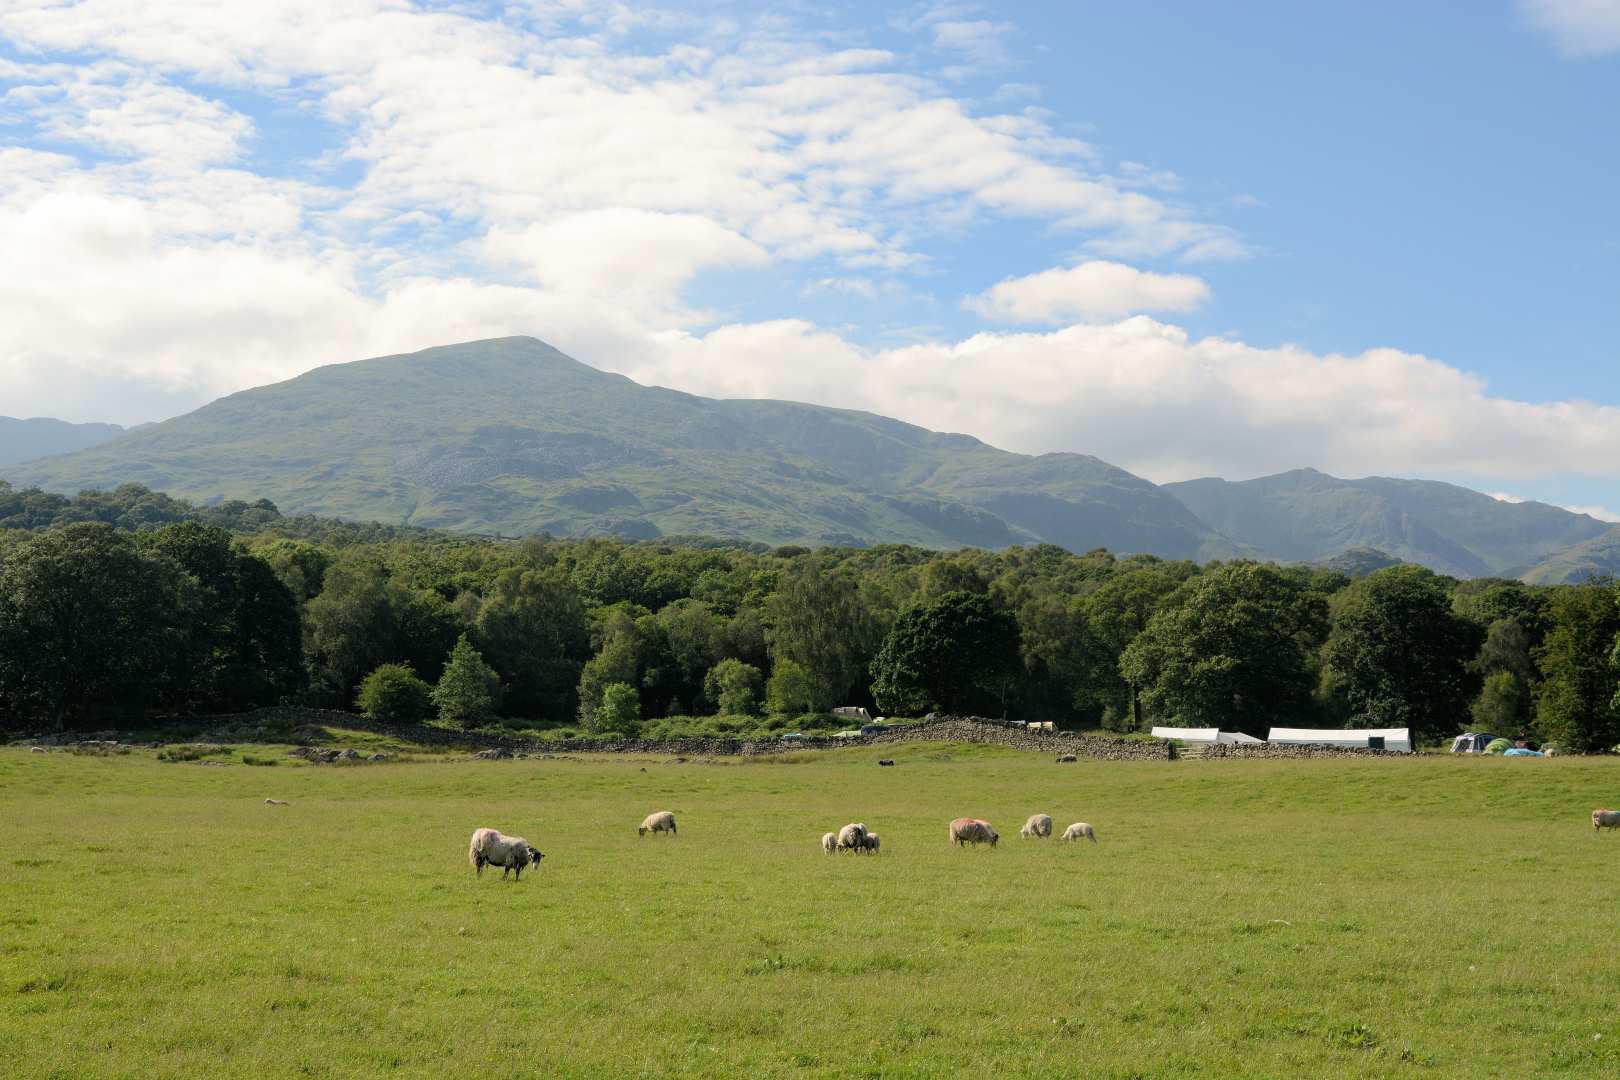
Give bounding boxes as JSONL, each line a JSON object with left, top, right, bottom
{"left": 468, "top": 827, "right": 544, "bottom": 880}
{"left": 639, "top": 811, "right": 677, "bottom": 837}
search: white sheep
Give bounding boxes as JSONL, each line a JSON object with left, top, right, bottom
{"left": 468, "top": 827, "right": 544, "bottom": 880}
{"left": 1593, "top": 809, "right": 1620, "bottom": 832}
{"left": 822, "top": 831, "right": 837, "bottom": 854}
{"left": 861, "top": 833, "right": 881, "bottom": 854}
{"left": 1020, "top": 813, "right": 1053, "bottom": 839}
{"left": 1061, "top": 822, "right": 1097, "bottom": 843}
{"left": 837, "top": 822, "right": 868, "bottom": 853}
{"left": 949, "top": 818, "right": 997, "bottom": 847}
{"left": 639, "top": 811, "right": 677, "bottom": 837}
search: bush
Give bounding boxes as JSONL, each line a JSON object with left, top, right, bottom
{"left": 356, "top": 663, "right": 433, "bottom": 725}
{"left": 598, "top": 682, "right": 641, "bottom": 735}
{"left": 242, "top": 755, "right": 279, "bottom": 767}
{"left": 432, "top": 634, "right": 500, "bottom": 729}
{"left": 157, "top": 744, "right": 234, "bottom": 762}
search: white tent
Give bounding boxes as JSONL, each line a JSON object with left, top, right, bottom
{"left": 1151, "top": 727, "right": 1265, "bottom": 745}
{"left": 1268, "top": 727, "right": 1412, "bottom": 753}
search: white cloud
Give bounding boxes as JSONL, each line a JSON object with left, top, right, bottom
{"left": 618, "top": 318, "right": 1620, "bottom": 488}
{"left": 1488, "top": 492, "right": 1527, "bottom": 503}
{"left": 965, "top": 261, "right": 1210, "bottom": 323}
{"left": 1519, "top": 0, "right": 1620, "bottom": 57}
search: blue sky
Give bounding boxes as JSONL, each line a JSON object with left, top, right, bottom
{"left": 0, "top": 1, "right": 1616, "bottom": 515}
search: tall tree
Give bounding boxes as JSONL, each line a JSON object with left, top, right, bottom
{"left": 766, "top": 558, "right": 876, "bottom": 711}
{"left": 1323, "top": 566, "right": 1483, "bottom": 745}
{"left": 141, "top": 522, "right": 303, "bottom": 711}
{"left": 1080, "top": 562, "right": 1195, "bottom": 729}
{"left": 871, "top": 591, "right": 1021, "bottom": 716}
{"left": 472, "top": 567, "right": 589, "bottom": 722}
{"left": 0, "top": 524, "right": 190, "bottom": 728}
{"left": 1120, "top": 562, "right": 1327, "bottom": 736}
{"left": 433, "top": 634, "right": 501, "bottom": 730}
{"left": 1536, "top": 581, "right": 1620, "bottom": 752}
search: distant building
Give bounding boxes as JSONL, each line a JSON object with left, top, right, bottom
{"left": 1150, "top": 726, "right": 1264, "bottom": 745}
{"left": 1268, "top": 727, "right": 1412, "bottom": 753}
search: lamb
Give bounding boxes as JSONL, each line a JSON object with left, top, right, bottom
{"left": 1593, "top": 809, "right": 1620, "bottom": 832}
{"left": 837, "top": 822, "right": 868, "bottom": 853}
{"left": 1061, "top": 822, "right": 1097, "bottom": 843}
{"left": 468, "top": 827, "right": 544, "bottom": 880}
{"left": 949, "top": 818, "right": 998, "bottom": 847}
{"left": 861, "top": 833, "right": 881, "bottom": 854}
{"left": 822, "top": 831, "right": 838, "bottom": 854}
{"left": 639, "top": 811, "right": 677, "bottom": 837}
{"left": 1020, "top": 813, "right": 1053, "bottom": 839}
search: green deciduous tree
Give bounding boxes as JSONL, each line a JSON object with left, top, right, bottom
{"left": 1535, "top": 581, "right": 1620, "bottom": 752}
{"left": 766, "top": 558, "right": 876, "bottom": 711}
{"left": 598, "top": 682, "right": 642, "bottom": 735}
{"left": 871, "top": 591, "right": 1021, "bottom": 716}
{"left": 1323, "top": 566, "right": 1485, "bottom": 745}
{"left": 1472, "top": 670, "right": 1532, "bottom": 735}
{"left": 0, "top": 524, "right": 190, "bottom": 729}
{"left": 1121, "top": 562, "right": 1327, "bottom": 736}
{"left": 356, "top": 663, "right": 433, "bottom": 724}
{"left": 704, "top": 658, "right": 763, "bottom": 716}
{"left": 765, "top": 659, "right": 814, "bottom": 717}
{"left": 303, "top": 552, "right": 460, "bottom": 706}
{"left": 472, "top": 567, "right": 589, "bottom": 722}
{"left": 432, "top": 634, "right": 500, "bottom": 729}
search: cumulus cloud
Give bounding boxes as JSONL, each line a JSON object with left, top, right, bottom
{"left": 1519, "top": 0, "right": 1620, "bottom": 57}
{"left": 965, "top": 261, "right": 1210, "bottom": 323}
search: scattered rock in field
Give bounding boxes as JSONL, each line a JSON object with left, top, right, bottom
{"left": 265, "top": 798, "right": 290, "bottom": 806}
{"left": 472, "top": 748, "right": 512, "bottom": 760}
{"left": 29, "top": 746, "right": 46, "bottom": 753}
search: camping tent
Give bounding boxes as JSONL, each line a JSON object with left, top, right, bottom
{"left": 1450, "top": 732, "right": 1498, "bottom": 754}
{"left": 1151, "top": 727, "right": 1265, "bottom": 745}
{"left": 1268, "top": 727, "right": 1412, "bottom": 753}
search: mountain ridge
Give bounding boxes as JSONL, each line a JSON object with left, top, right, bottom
{"left": 6, "top": 336, "right": 1607, "bottom": 582}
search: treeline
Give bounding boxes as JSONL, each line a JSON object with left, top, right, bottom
{"left": 1, "top": 484, "right": 1618, "bottom": 749}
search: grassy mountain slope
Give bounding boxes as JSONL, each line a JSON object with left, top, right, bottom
{"left": 1163, "top": 468, "right": 1610, "bottom": 578}
{"left": 1518, "top": 526, "right": 1620, "bottom": 584}
{"left": 0, "top": 417, "right": 125, "bottom": 467}
{"left": 8, "top": 337, "right": 1239, "bottom": 557}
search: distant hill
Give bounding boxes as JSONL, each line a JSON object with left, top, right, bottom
{"left": 7, "top": 337, "right": 1241, "bottom": 558}
{"left": 0, "top": 416, "right": 124, "bottom": 467}
{"left": 1518, "top": 526, "right": 1620, "bottom": 585}
{"left": 1163, "top": 468, "right": 1611, "bottom": 579}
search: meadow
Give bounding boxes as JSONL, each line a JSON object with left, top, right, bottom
{"left": 2, "top": 742, "right": 1619, "bottom": 1078}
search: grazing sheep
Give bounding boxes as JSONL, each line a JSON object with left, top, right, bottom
{"left": 1061, "top": 822, "right": 1097, "bottom": 844}
{"left": 1593, "top": 809, "right": 1620, "bottom": 832}
{"left": 468, "top": 828, "right": 544, "bottom": 880}
{"left": 861, "top": 833, "right": 881, "bottom": 854}
{"left": 1056, "top": 754, "right": 1077, "bottom": 764}
{"left": 822, "top": 831, "right": 838, "bottom": 854}
{"left": 949, "top": 818, "right": 998, "bottom": 848}
{"left": 837, "top": 822, "right": 868, "bottom": 853}
{"left": 878, "top": 759, "right": 896, "bottom": 767}
{"left": 1020, "top": 814, "right": 1053, "bottom": 839}
{"left": 639, "top": 811, "right": 677, "bottom": 837}
{"left": 264, "top": 798, "right": 289, "bottom": 806}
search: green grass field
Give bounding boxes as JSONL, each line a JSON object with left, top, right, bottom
{"left": 3, "top": 744, "right": 1619, "bottom": 1078}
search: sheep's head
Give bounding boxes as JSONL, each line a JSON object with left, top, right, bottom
{"left": 638, "top": 825, "right": 647, "bottom": 836}
{"left": 528, "top": 847, "right": 544, "bottom": 865}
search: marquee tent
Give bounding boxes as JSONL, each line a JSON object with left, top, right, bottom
{"left": 1151, "top": 727, "right": 1265, "bottom": 745}
{"left": 1267, "top": 727, "right": 1412, "bottom": 753}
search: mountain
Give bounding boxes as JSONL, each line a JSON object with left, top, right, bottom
{"left": 7, "top": 337, "right": 1240, "bottom": 558}
{"left": 0, "top": 416, "right": 125, "bottom": 467}
{"left": 1162, "top": 468, "right": 1611, "bottom": 579}
{"left": 1518, "top": 526, "right": 1620, "bottom": 585}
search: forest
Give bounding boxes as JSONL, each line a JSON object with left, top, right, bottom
{"left": 1, "top": 482, "right": 1617, "bottom": 750}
